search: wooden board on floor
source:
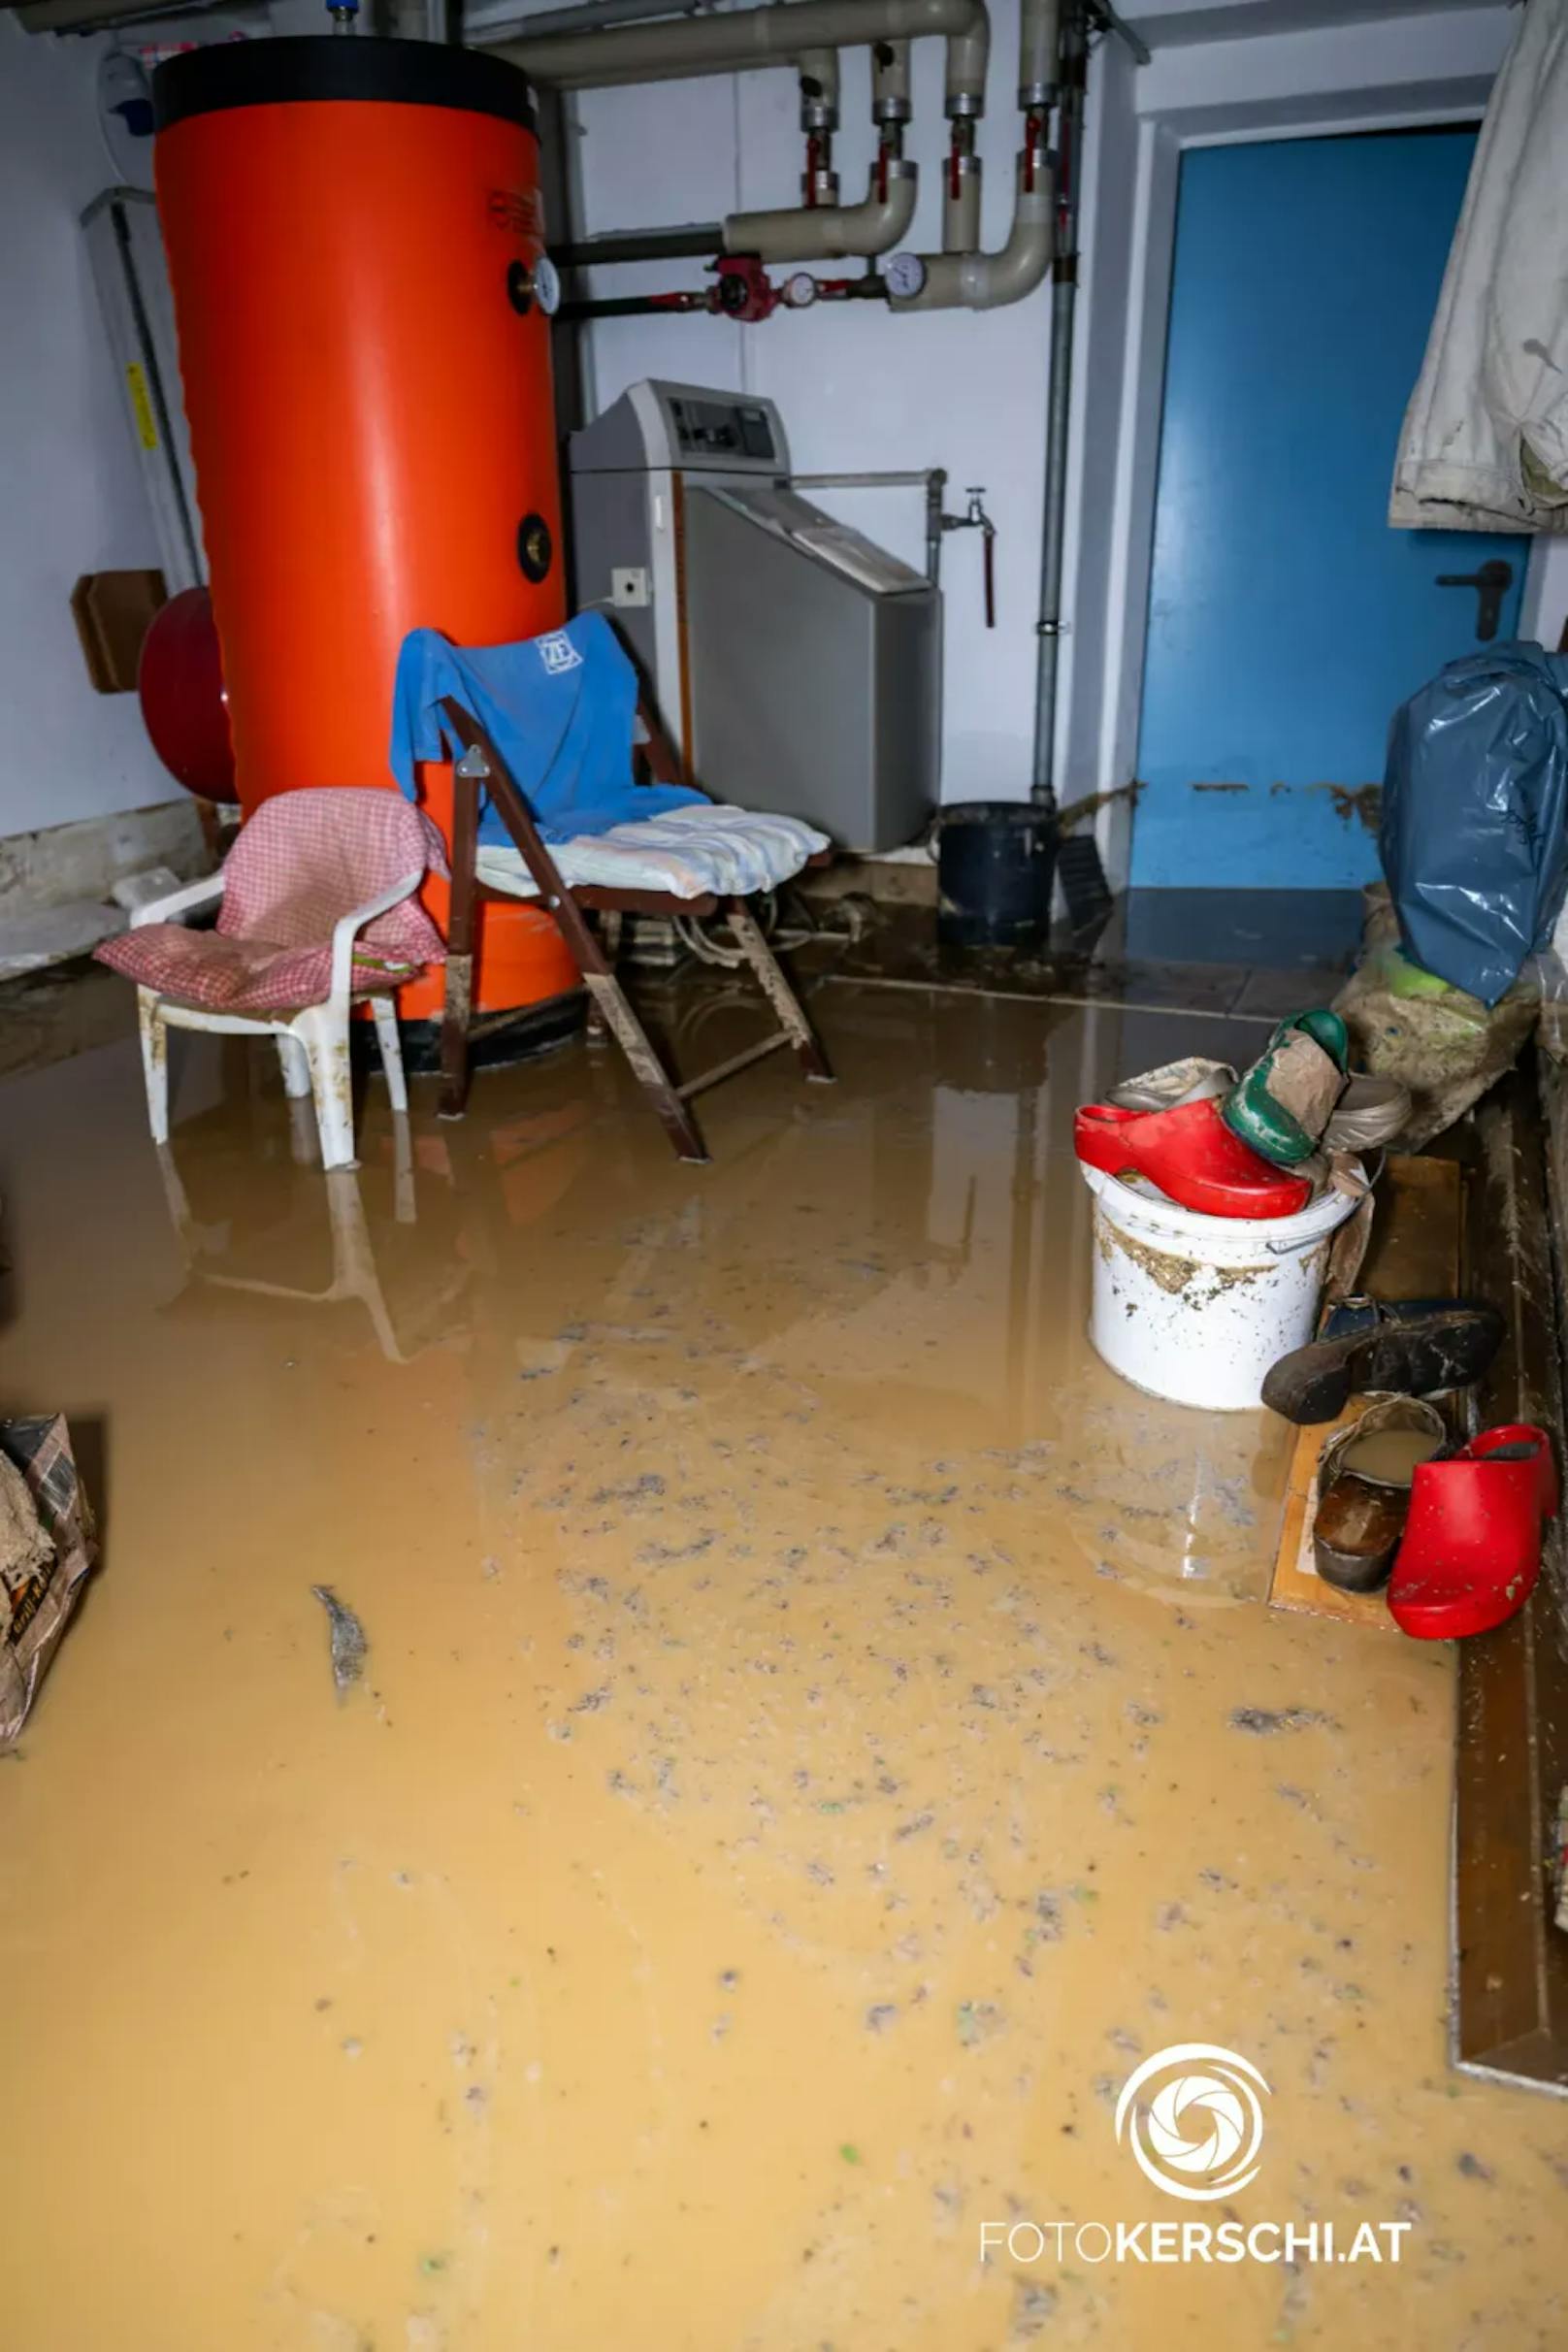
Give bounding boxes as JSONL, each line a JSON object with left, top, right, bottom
{"left": 1269, "top": 1154, "right": 1462, "bottom": 1629}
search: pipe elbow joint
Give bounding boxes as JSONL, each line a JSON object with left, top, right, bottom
{"left": 888, "top": 170, "right": 1053, "bottom": 311}
{"left": 726, "top": 160, "right": 917, "bottom": 263}
{"left": 965, "top": 202, "right": 1052, "bottom": 308}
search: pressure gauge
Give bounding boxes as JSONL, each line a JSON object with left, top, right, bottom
{"left": 532, "top": 255, "right": 562, "bottom": 317}
{"left": 783, "top": 271, "right": 819, "bottom": 310}
{"left": 507, "top": 255, "right": 561, "bottom": 317}
{"left": 885, "top": 250, "right": 927, "bottom": 302}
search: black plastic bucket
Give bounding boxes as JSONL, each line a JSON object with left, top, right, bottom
{"left": 936, "top": 800, "right": 1059, "bottom": 948}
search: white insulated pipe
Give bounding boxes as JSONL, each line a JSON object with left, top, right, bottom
{"left": 871, "top": 36, "right": 912, "bottom": 120}
{"left": 891, "top": 148, "right": 1053, "bottom": 310}
{"left": 797, "top": 44, "right": 841, "bottom": 127}
{"left": 1018, "top": 0, "right": 1060, "bottom": 103}
{"left": 492, "top": 0, "right": 989, "bottom": 100}
{"left": 726, "top": 158, "right": 917, "bottom": 262}
{"left": 943, "top": 154, "right": 982, "bottom": 251}
{"left": 890, "top": 0, "right": 1057, "bottom": 311}
{"left": 943, "top": 12, "right": 989, "bottom": 114}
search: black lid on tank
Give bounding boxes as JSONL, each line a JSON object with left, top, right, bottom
{"left": 154, "top": 35, "right": 537, "bottom": 134}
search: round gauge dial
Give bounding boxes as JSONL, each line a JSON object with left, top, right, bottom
{"left": 885, "top": 250, "right": 927, "bottom": 301}
{"left": 532, "top": 254, "right": 562, "bottom": 317}
{"left": 783, "top": 271, "right": 819, "bottom": 310}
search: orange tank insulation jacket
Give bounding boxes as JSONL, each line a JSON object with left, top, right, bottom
{"left": 153, "top": 36, "right": 577, "bottom": 1017}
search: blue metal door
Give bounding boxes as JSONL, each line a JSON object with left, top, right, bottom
{"left": 1132, "top": 130, "right": 1528, "bottom": 890}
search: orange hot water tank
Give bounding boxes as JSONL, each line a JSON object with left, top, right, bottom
{"left": 152, "top": 36, "right": 577, "bottom": 1019}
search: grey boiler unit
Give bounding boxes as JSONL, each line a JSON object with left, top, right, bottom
{"left": 567, "top": 380, "right": 939, "bottom": 852}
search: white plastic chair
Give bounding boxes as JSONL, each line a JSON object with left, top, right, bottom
{"left": 128, "top": 870, "right": 414, "bottom": 1170}
{"left": 97, "top": 789, "right": 447, "bottom": 1171}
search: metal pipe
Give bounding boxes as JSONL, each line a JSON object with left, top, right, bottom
{"left": 15, "top": 0, "right": 212, "bottom": 27}
{"left": 492, "top": 0, "right": 988, "bottom": 91}
{"left": 553, "top": 221, "right": 725, "bottom": 267}
{"left": 791, "top": 471, "right": 939, "bottom": 487}
{"left": 559, "top": 289, "right": 707, "bottom": 319}
{"left": 728, "top": 158, "right": 915, "bottom": 263}
{"left": 787, "top": 467, "right": 949, "bottom": 584}
{"left": 927, "top": 467, "right": 947, "bottom": 583}
{"left": 1030, "top": 0, "right": 1085, "bottom": 806}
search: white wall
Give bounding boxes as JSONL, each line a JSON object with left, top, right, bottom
{"left": 0, "top": 17, "right": 180, "bottom": 840}
{"left": 1522, "top": 538, "right": 1568, "bottom": 649}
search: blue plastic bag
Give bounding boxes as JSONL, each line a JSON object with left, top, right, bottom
{"left": 1381, "top": 641, "right": 1568, "bottom": 1007}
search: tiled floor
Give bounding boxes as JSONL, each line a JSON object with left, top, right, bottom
{"left": 1, "top": 927, "right": 1564, "bottom": 2351}
{"left": 815, "top": 886, "right": 1364, "bottom": 1029}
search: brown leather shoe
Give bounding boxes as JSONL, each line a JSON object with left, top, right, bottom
{"left": 1313, "top": 1396, "right": 1449, "bottom": 1593}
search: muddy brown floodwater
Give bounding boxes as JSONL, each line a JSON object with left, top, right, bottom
{"left": 0, "top": 979, "right": 1564, "bottom": 2350}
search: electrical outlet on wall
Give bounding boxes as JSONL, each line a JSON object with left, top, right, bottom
{"left": 611, "top": 566, "right": 651, "bottom": 609}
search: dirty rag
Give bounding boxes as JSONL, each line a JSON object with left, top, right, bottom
{"left": 0, "top": 1415, "right": 96, "bottom": 1750}
{"left": 0, "top": 1451, "right": 51, "bottom": 1589}
{"left": 389, "top": 615, "right": 706, "bottom": 847}
{"left": 1390, "top": 0, "right": 1568, "bottom": 530}
{"left": 1334, "top": 885, "right": 1537, "bottom": 1147}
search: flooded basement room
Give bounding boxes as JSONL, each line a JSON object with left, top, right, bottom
{"left": 7, "top": 3, "right": 1568, "bottom": 2345}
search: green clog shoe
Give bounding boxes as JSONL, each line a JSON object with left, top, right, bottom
{"left": 1221, "top": 1011, "right": 1350, "bottom": 1167}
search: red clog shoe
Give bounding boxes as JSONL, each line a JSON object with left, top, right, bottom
{"left": 1388, "top": 1424, "right": 1558, "bottom": 1641}
{"left": 1073, "top": 1095, "right": 1313, "bottom": 1220}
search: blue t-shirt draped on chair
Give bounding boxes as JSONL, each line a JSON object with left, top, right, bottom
{"left": 388, "top": 613, "right": 704, "bottom": 848}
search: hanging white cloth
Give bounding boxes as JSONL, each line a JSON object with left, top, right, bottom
{"left": 1391, "top": 0, "right": 1568, "bottom": 534}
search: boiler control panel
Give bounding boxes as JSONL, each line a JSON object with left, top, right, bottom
{"left": 567, "top": 380, "right": 791, "bottom": 478}
{"left": 667, "top": 393, "right": 777, "bottom": 464}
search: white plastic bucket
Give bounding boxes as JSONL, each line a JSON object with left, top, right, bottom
{"left": 1080, "top": 1161, "right": 1362, "bottom": 1411}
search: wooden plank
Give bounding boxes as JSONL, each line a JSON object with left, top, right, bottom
{"left": 1268, "top": 1154, "right": 1461, "bottom": 1628}
{"left": 1454, "top": 1063, "right": 1568, "bottom": 2093}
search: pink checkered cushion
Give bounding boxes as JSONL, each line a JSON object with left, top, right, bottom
{"left": 97, "top": 789, "right": 448, "bottom": 1015}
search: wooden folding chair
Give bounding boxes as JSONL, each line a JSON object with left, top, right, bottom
{"left": 435, "top": 695, "right": 833, "bottom": 1163}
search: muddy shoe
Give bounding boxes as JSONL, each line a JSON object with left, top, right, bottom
{"left": 1388, "top": 1423, "right": 1558, "bottom": 1640}
{"left": 1074, "top": 1095, "right": 1312, "bottom": 1219}
{"left": 1312, "top": 1397, "right": 1449, "bottom": 1591}
{"left": 1108, "top": 1057, "right": 1236, "bottom": 1115}
{"left": 1261, "top": 1295, "right": 1505, "bottom": 1424}
{"left": 1222, "top": 1012, "right": 1350, "bottom": 1168}
{"left": 1322, "top": 1073, "right": 1412, "bottom": 1155}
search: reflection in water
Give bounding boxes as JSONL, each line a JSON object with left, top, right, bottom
{"left": 0, "top": 978, "right": 1557, "bottom": 2352}
{"left": 156, "top": 1131, "right": 423, "bottom": 1365}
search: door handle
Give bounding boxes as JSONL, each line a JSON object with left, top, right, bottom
{"left": 1435, "top": 557, "right": 1513, "bottom": 642}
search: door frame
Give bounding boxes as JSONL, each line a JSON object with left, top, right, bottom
{"left": 1069, "top": 12, "right": 1529, "bottom": 889}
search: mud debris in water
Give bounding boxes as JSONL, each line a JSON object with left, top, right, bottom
{"left": 1229, "top": 1705, "right": 1335, "bottom": 1735}
{"left": 310, "top": 1584, "right": 368, "bottom": 1699}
